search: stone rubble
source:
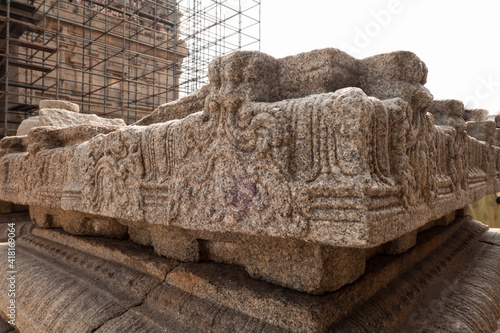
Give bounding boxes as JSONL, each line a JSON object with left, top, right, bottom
{"left": 15, "top": 99, "right": 125, "bottom": 137}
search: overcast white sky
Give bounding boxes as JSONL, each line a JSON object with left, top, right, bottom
{"left": 259, "top": 0, "right": 500, "bottom": 114}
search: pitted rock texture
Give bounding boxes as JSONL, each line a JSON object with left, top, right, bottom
{"left": 140, "top": 49, "right": 431, "bottom": 123}
{"left": 429, "top": 99, "right": 466, "bottom": 132}
{"left": 1, "top": 50, "right": 495, "bottom": 246}
{"left": 1, "top": 48, "right": 500, "bottom": 293}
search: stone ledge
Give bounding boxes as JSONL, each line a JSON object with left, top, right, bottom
{"left": 23, "top": 208, "right": 459, "bottom": 294}
{"left": 0, "top": 214, "right": 496, "bottom": 332}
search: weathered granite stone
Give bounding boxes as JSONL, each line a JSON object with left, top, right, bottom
{"left": 15, "top": 117, "right": 40, "bottom": 136}
{"left": 0, "top": 136, "right": 28, "bottom": 160}
{"left": 464, "top": 108, "right": 489, "bottom": 122}
{"left": 1, "top": 48, "right": 500, "bottom": 294}
{"left": 16, "top": 99, "right": 120, "bottom": 138}
{"left": 29, "top": 206, "right": 127, "bottom": 239}
{"left": 39, "top": 109, "right": 126, "bottom": 128}
{"left": 1, "top": 214, "right": 499, "bottom": 332}
{"left": 466, "top": 120, "right": 496, "bottom": 145}
{"left": 136, "top": 49, "right": 431, "bottom": 124}
{"left": 0, "top": 124, "right": 121, "bottom": 211}
{"left": 134, "top": 85, "right": 210, "bottom": 125}
{"left": 39, "top": 99, "right": 80, "bottom": 112}
{"left": 26, "top": 124, "right": 123, "bottom": 154}
{"left": 16, "top": 100, "right": 80, "bottom": 136}
{"left": 0, "top": 201, "right": 28, "bottom": 215}
{"left": 494, "top": 128, "right": 500, "bottom": 147}
{"left": 429, "top": 99, "right": 466, "bottom": 132}
{"left": 2, "top": 47, "right": 500, "bottom": 331}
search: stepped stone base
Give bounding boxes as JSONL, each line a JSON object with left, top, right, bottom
{"left": 1, "top": 213, "right": 500, "bottom": 332}
{"left": 26, "top": 206, "right": 458, "bottom": 295}
{"left": 2, "top": 49, "right": 500, "bottom": 295}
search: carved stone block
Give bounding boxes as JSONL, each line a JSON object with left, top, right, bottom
{"left": 1, "top": 48, "right": 500, "bottom": 293}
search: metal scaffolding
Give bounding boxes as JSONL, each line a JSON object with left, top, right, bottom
{"left": 0, "top": 0, "right": 260, "bottom": 137}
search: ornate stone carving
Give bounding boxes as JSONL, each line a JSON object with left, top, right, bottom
{"left": 1, "top": 48, "right": 499, "bottom": 294}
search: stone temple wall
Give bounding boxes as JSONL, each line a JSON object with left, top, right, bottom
{"left": 1, "top": 48, "right": 500, "bottom": 332}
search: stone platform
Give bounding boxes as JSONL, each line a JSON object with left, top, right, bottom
{"left": 1, "top": 47, "right": 500, "bottom": 331}
{"left": 1, "top": 213, "right": 500, "bottom": 332}
{"left": 1, "top": 49, "right": 500, "bottom": 294}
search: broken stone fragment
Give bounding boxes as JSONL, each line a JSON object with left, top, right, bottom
{"left": 466, "top": 120, "right": 496, "bottom": 144}
{"left": 134, "top": 84, "right": 211, "bottom": 125}
{"left": 39, "top": 108, "right": 126, "bottom": 128}
{"left": 16, "top": 99, "right": 117, "bottom": 136}
{"left": 0, "top": 135, "right": 28, "bottom": 158}
{"left": 463, "top": 108, "right": 489, "bottom": 122}
{"left": 16, "top": 116, "right": 40, "bottom": 136}
{"left": 429, "top": 99, "right": 466, "bottom": 132}
{"left": 27, "top": 124, "right": 122, "bottom": 154}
